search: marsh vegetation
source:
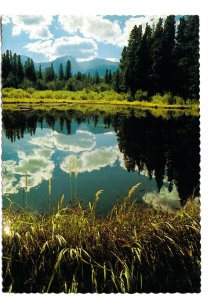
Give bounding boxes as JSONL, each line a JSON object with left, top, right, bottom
{"left": 3, "top": 185, "right": 200, "bottom": 293}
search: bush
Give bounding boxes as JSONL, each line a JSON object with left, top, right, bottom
{"left": 152, "top": 93, "right": 175, "bottom": 105}
{"left": 174, "top": 96, "right": 185, "bottom": 105}
{"left": 135, "top": 89, "right": 148, "bottom": 101}
{"left": 6, "top": 88, "right": 31, "bottom": 99}
{"left": 26, "top": 87, "right": 36, "bottom": 94}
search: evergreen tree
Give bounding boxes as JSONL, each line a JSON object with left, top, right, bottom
{"left": 174, "top": 17, "right": 188, "bottom": 98}
{"left": 162, "top": 15, "right": 176, "bottom": 92}
{"left": 150, "top": 18, "right": 164, "bottom": 94}
{"left": 104, "top": 69, "right": 109, "bottom": 84}
{"left": 50, "top": 63, "right": 55, "bottom": 81}
{"left": 37, "top": 65, "right": 43, "bottom": 80}
{"left": 24, "top": 58, "right": 36, "bottom": 82}
{"left": 121, "top": 25, "right": 143, "bottom": 98}
{"left": 108, "top": 70, "right": 112, "bottom": 84}
{"left": 58, "top": 63, "right": 64, "bottom": 80}
{"left": 45, "top": 63, "right": 55, "bottom": 83}
{"left": 140, "top": 23, "right": 153, "bottom": 93}
{"left": 65, "top": 60, "right": 72, "bottom": 80}
{"left": 12, "top": 53, "right": 18, "bottom": 77}
{"left": 94, "top": 70, "right": 100, "bottom": 84}
{"left": 2, "top": 50, "right": 11, "bottom": 80}
{"left": 119, "top": 46, "right": 128, "bottom": 92}
{"left": 76, "top": 71, "right": 82, "bottom": 81}
{"left": 113, "top": 70, "right": 121, "bottom": 93}
{"left": 186, "top": 16, "right": 200, "bottom": 100}
{"left": 17, "top": 55, "right": 24, "bottom": 84}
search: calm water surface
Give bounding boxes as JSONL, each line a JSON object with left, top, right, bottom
{"left": 2, "top": 108, "right": 200, "bottom": 214}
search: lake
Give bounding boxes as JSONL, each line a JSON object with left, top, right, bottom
{"left": 2, "top": 108, "right": 200, "bottom": 215}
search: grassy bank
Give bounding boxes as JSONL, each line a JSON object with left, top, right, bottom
{"left": 3, "top": 186, "right": 200, "bottom": 293}
{"left": 2, "top": 88, "right": 199, "bottom": 111}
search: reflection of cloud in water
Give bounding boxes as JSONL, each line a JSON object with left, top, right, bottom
{"left": 2, "top": 148, "right": 55, "bottom": 194}
{"left": 143, "top": 183, "right": 181, "bottom": 211}
{"left": 29, "top": 134, "right": 54, "bottom": 149}
{"left": 3, "top": 160, "right": 19, "bottom": 195}
{"left": 53, "top": 130, "right": 95, "bottom": 153}
{"left": 29, "top": 130, "right": 96, "bottom": 153}
{"left": 60, "top": 147, "right": 118, "bottom": 174}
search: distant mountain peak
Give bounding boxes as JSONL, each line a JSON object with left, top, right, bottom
{"left": 20, "top": 54, "right": 119, "bottom": 75}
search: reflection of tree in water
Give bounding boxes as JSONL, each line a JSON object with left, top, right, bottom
{"left": 3, "top": 110, "right": 38, "bottom": 142}
{"left": 2, "top": 109, "right": 200, "bottom": 204}
{"left": 112, "top": 112, "right": 200, "bottom": 205}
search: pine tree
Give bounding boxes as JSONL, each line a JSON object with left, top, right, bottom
{"left": 174, "top": 17, "right": 189, "bottom": 98}
{"left": 50, "top": 63, "right": 55, "bottom": 81}
{"left": 37, "top": 65, "right": 43, "bottom": 80}
{"left": 2, "top": 50, "right": 11, "bottom": 80}
{"left": 113, "top": 70, "right": 121, "bottom": 92}
{"left": 150, "top": 18, "right": 164, "bottom": 94}
{"left": 24, "top": 58, "right": 36, "bottom": 82}
{"left": 17, "top": 55, "right": 24, "bottom": 84}
{"left": 140, "top": 23, "right": 153, "bottom": 93}
{"left": 121, "top": 25, "right": 143, "bottom": 98}
{"left": 108, "top": 70, "right": 112, "bottom": 84}
{"left": 12, "top": 53, "right": 18, "bottom": 77}
{"left": 94, "top": 70, "right": 100, "bottom": 84}
{"left": 58, "top": 63, "right": 64, "bottom": 80}
{"left": 45, "top": 63, "right": 55, "bottom": 83}
{"left": 162, "top": 15, "right": 176, "bottom": 92}
{"left": 65, "top": 60, "right": 72, "bottom": 80}
{"left": 186, "top": 15, "right": 200, "bottom": 100}
{"left": 104, "top": 69, "right": 109, "bottom": 84}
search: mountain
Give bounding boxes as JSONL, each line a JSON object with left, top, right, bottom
{"left": 79, "top": 58, "right": 119, "bottom": 76}
{"left": 20, "top": 55, "right": 119, "bottom": 76}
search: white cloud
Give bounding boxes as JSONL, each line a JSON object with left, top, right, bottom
{"left": 59, "top": 15, "right": 122, "bottom": 45}
{"left": 11, "top": 15, "right": 53, "bottom": 40}
{"left": 60, "top": 147, "right": 118, "bottom": 174}
{"left": 2, "top": 16, "right": 10, "bottom": 24}
{"left": 24, "top": 35, "right": 98, "bottom": 61}
{"left": 119, "top": 15, "right": 166, "bottom": 46}
{"left": 58, "top": 15, "right": 167, "bottom": 48}
{"left": 105, "top": 57, "right": 119, "bottom": 62}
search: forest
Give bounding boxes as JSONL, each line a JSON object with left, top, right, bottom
{"left": 2, "top": 15, "right": 199, "bottom": 102}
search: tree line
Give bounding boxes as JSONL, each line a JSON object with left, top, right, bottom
{"left": 2, "top": 50, "right": 121, "bottom": 92}
{"left": 119, "top": 15, "right": 199, "bottom": 100}
{"left": 2, "top": 15, "right": 199, "bottom": 101}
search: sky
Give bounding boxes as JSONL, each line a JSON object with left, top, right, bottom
{"left": 2, "top": 15, "right": 167, "bottom": 63}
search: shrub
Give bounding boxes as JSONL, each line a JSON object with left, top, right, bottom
{"left": 26, "top": 87, "right": 36, "bottom": 94}
{"left": 174, "top": 96, "right": 185, "bottom": 105}
{"left": 152, "top": 93, "right": 175, "bottom": 105}
{"left": 135, "top": 89, "right": 148, "bottom": 101}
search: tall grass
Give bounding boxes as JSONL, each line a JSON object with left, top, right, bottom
{"left": 2, "top": 184, "right": 200, "bottom": 293}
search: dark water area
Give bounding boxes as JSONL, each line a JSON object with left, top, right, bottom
{"left": 2, "top": 108, "right": 200, "bottom": 214}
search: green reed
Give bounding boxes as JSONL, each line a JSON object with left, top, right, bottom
{"left": 2, "top": 183, "right": 200, "bottom": 293}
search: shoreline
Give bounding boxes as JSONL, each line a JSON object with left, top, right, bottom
{"left": 2, "top": 98, "right": 199, "bottom": 113}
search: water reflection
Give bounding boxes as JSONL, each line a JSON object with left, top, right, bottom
{"left": 2, "top": 109, "right": 200, "bottom": 212}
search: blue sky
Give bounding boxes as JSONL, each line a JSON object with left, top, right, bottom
{"left": 2, "top": 15, "right": 170, "bottom": 63}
